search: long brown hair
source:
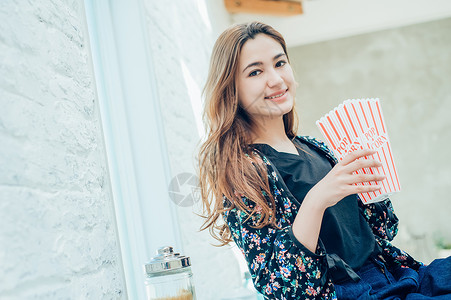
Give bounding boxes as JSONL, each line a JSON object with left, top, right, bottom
{"left": 198, "top": 22, "right": 299, "bottom": 245}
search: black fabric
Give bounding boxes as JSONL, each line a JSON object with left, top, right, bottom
{"left": 251, "top": 137, "right": 379, "bottom": 282}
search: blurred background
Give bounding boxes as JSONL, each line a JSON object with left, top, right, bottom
{"left": 1, "top": 0, "right": 450, "bottom": 299}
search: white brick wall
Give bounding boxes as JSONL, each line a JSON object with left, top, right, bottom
{"left": 0, "top": 0, "right": 255, "bottom": 298}
{"left": 0, "top": 1, "right": 126, "bottom": 299}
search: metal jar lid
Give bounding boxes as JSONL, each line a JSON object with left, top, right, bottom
{"left": 145, "top": 246, "right": 191, "bottom": 277}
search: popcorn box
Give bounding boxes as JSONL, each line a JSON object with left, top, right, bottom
{"left": 316, "top": 98, "right": 401, "bottom": 204}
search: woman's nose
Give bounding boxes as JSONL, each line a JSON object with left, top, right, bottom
{"left": 266, "top": 68, "right": 284, "bottom": 87}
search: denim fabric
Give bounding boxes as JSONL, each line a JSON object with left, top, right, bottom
{"left": 335, "top": 256, "right": 451, "bottom": 300}
{"left": 405, "top": 257, "right": 451, "bottom": 300}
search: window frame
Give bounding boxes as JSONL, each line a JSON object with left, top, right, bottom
{"left": 83, "top": 1, "right": 182, "bottom": 298}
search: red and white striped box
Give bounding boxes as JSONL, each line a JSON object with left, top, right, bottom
{"left": 316, "top": 98, "right": 401, "bottom": 204}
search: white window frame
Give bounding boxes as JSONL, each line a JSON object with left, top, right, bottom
{"left": 83, "top": 1, "right": 182, "bottom": 298}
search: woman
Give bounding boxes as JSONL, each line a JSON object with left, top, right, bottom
{"left": 198, "top": 22, "right": 451, "bottom": 299}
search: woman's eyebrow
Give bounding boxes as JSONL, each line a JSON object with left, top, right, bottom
{"left": 242, "top": 53, "right": 287, "bottom": 74}
{"left": 242, "top": 62, "right": 262, "bottom": 74}
{"left": 273, "top": 53, "right": 286, "bottom": 60}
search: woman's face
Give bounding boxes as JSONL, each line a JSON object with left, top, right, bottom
{"left": 235, "top": 34, "right": 296, "bottom": 124}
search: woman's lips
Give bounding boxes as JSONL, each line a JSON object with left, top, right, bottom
{"left": 265, "top": 89, "right": 288, "bottom": 101}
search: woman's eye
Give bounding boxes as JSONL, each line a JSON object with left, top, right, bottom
{"left": 249, "top": 70, "right": 261, "bottom": 77}
{"left": 276, "top": 60, "right": 287, "bottom": 67}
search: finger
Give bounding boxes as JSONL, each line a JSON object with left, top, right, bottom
{"left": 346, "top": 173, "right": 386, "bottom": 185}
{"left": 340, "top": 149, "right": 377, "bottom": 166}
{"left": 344, "top": 159, "right": 382, "bottom": 173}
{"left": 351, "top": 184, "right": 382, "bottom": 194}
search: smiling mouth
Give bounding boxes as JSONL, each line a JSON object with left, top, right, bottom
{"left": 265, "top": 89, "right": 288, "bottom": 100}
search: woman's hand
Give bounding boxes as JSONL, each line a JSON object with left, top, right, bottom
{"left": 306, "top": 149, "right": 384, "bottom": 211}
{"left": 291, "top": 149, "right": 384, "bottom": 253}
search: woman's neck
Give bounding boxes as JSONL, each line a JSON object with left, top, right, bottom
{"left": 251, "top": 117, "right": 292, "bottom": 146}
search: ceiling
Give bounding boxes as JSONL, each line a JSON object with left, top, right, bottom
{"left": 229, "top": 0, "right": 451, "bottom": 47}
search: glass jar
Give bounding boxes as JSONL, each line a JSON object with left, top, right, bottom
{"left": 144, "top": 246, "right": 196, "bottom": 300}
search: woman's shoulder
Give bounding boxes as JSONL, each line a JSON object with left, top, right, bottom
{"left": 295, "top": 135, "right": 337, "bottom": 160}
{"left": 295, "top": 135, "right": 327, "bottom": 148}
{"left": 246, "top": 135, "right": 336, "bottom": 165}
